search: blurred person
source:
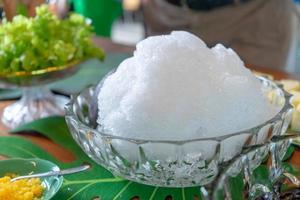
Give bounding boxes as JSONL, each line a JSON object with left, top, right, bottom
{"left": 2, "top": 0, "right": 44, "bottom": 20}
{"left": 0, "top": 1, "right": 3, "bottom": 19}
{"left": 142, "top": 0, "right": 294, "bottom": 69}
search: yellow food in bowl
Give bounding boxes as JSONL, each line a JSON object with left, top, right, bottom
{"left": 0, "top": 174, "right": 44, "bottom": 200}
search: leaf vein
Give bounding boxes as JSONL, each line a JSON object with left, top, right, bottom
{"left": 149, "top": 187, "right": 159, "bottom": 200}
{"left": 13, "top": 145, "right": 38, "bottom": 158}
{"left": 63, "top": 177, "right": 125, "bottom": 187}
{"left": 182, "top": 188, "right": 186, "bottom": 200}
{"left": 112, "top": 181, "right": 132, "bottom": 200}
{"left": 66, "top": 182, "right": 95, "bottom": 200}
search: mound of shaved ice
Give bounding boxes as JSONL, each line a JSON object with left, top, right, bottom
{"left": 97, "top": 31, "right": 279, "bottom": 141}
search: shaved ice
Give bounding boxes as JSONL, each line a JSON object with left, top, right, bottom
{"left": 97, "top": 31, "right": 279, "bottom": 141}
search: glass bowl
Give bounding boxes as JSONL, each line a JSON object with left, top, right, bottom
{"left": 65, "top": 76, "right": 293, "bottom": 188}
{"left": 0, "top": 158, "right": 63, "bottom": 200}
{"left": 0, "top": 61, "right": 81, "bottom": 128}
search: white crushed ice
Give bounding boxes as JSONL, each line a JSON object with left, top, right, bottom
{"left": 97, "top": 31, "right": 279, "bottom": 141}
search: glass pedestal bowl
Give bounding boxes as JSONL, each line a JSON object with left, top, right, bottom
{"left": 65, "top": 76, "right": 294, "bottom": 199}
{"left": 0, "top": 61, "right": 81, "bottom": 129}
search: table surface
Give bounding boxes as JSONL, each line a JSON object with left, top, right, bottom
{"left": 0, "top": 38, "right": 300, "bottom": 175}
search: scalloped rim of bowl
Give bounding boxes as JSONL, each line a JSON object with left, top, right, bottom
{"left": 65, "top": 76, "right": 293, "bottom": 144}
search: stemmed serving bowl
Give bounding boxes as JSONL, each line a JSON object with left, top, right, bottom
{"left": 0, "top": 61, "right": 81, "bottom": 128}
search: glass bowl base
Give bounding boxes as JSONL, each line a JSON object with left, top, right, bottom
{"left": 1, "top": 86, "right": 68, "bottom": 129}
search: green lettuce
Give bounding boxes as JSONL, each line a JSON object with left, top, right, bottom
{"left": 0, "top": 5, "right": 105, "bottom": 73}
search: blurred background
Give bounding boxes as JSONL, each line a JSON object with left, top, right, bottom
{"left": 1, "top": 0, "right": 300, "bottom": 74}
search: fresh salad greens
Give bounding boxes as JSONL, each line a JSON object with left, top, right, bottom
{"left": 0, "top": 5, "right": 105, "bottom": 74}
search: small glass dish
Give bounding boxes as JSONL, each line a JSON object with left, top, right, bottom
{"left": 0, "top": 61, "right": 81, "bottom": 128}
{"left": 0, "top": 158, "right": 63, "bottom": 200}
{"left": 65, "top": 76, "right": 293, "bottom": 189}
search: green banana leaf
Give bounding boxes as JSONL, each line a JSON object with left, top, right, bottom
{"left": 0, "top": 117, "right": 298, "bottom": 199}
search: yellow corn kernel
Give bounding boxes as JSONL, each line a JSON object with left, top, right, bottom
{"left": 0, "top": 174, "right": 44, "bottom": 200}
